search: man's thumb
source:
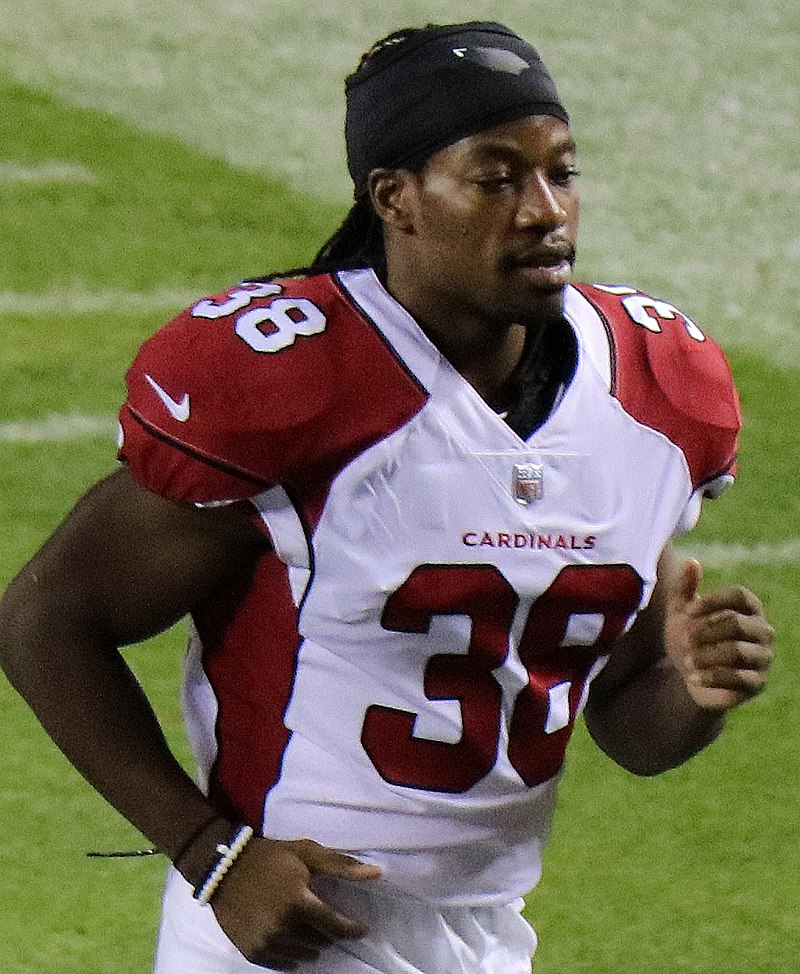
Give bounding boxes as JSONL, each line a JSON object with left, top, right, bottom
{"left": 672, "top": 557, "right": 703, "bottom": 608}
{"left": 302, "top": 843, "right": 381, "bottom": 880}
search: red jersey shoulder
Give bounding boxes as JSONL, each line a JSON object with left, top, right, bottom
{"left": 574, "top": 283, "right": 741, "bottom": 492}
{"left": 119, "top": 275, "right": 427, "bottom": 503}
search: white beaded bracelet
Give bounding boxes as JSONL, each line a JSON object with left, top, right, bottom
{"left": 193, "top": 825, "right": 254, "bottom": 905}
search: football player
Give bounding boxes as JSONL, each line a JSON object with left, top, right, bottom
{"left": 0, "top": 21, "right": 774, "bottom": 974}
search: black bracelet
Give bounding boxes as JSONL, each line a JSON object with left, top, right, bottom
{"left": 192, "top": 824, "right": 255, "bottom": 905}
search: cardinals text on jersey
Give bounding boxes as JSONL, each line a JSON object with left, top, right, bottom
{"left": 118, "top": 269, "right": 739, "bottom": 906}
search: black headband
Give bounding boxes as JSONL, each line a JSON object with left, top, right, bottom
{"left": 345, "top": 22, "right": 569, "bottom": 197}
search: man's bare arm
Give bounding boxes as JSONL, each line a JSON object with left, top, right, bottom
{"left": 0, "top": 467, "right": 379, "bottom": 968}
{"left": 584, "top": 545, "right": 774, "bottom": 776}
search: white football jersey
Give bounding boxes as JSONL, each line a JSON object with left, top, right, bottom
{"left": 119, "top": 268, "right": 739, "bottom": 906}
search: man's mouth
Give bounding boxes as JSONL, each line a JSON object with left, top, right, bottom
{"left": 509, "top": 247, "right": 575, "bottom": 287}
{"left": 510, "top": 242, "right": 575, "bottom": 268}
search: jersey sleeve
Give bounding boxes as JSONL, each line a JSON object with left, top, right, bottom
{"left": 574, "top": 283, "right": 741, "bottom": 508}
{"left": 118, "top": 276, "right": 428, "bottom": 504}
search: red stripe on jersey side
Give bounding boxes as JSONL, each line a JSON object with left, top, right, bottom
{"left": 195, "top": 549, "right": 302, "bottom": 829}
{"left": 573, "top": 284, "right": 741, "bottom": 490}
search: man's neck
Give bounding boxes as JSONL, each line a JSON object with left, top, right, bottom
{"left": 382, "top": 274, "right": 530, "bottom": 407}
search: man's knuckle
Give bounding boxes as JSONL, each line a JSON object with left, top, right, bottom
{"left": 292, "top": 838, "right": 320, "bottom": 855}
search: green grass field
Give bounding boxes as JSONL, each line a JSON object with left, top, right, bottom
{"left": 1, "top": 1, "right": 797, "bottom": 971}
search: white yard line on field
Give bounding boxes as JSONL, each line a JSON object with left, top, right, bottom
{"left": 0, "top": 413, "right": 117, "bottom": 443}
{"left": 0, "top": 160, "right": 98, "bottom": 184}
{"left": 0, "top": 2, "right": 798, "bottom": 369}
{"left": 678, "top": 539, "right": 800, "bottom": 570}
{"left": 2, "top": 408, "right": 799, "bottom": 571}
{"left": 0, "top": 289, "right": 198, "bottom": 315}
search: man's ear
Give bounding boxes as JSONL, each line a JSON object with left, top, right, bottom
{"left": 368, "top": 168, "right": 418, "bottom": 232}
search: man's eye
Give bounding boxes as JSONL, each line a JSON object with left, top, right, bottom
{"left": 475, "top": 174, "right": 515, "bottom": 189}
{"left": 551, "top": 168, "right": 581, "bottom": 186}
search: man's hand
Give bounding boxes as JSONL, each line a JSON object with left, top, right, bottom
{"left": 210, "top": 837, "right": 381, "bottom": 970}
{"left": 663, "top": 558, "right": 775, "bottom": 711}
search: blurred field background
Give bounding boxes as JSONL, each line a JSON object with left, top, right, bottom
{"left": 0, "top": 1, "right": 797, "bottom": 971}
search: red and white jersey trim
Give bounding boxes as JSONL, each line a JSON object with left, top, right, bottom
{"left": 252, "top": 486, "right": 312, "bottom": 604}
{"left": 118, "top": 269, "right": 740, "bottom": 906}
{"left": 570, "top": 281, "right": 740, "bottom": 494}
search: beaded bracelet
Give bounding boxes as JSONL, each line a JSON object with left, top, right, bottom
{"left": 193, "top": 824, "right": 254, "bottom": 905}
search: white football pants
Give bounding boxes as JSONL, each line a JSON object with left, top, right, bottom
{"left": 153, "top": 867, "right": 537, "bottom": 973}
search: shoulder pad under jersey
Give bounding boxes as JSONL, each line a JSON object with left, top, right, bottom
{"left": 119, "top": 275, "right": 428, "bottom": 503}
{"left": 573, "top": 283, "right": 741, "bottom": 495}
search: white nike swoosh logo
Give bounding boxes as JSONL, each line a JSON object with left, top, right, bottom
{"left": 144, "top": 373, "right": 191, "bottom": 422}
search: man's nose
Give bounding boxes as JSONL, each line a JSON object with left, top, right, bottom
{"left": 515, "top": 173, "right": 566, "bottom": 229}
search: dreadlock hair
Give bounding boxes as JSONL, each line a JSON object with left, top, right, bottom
{"left": 307, "top": 191, "right": 386, "bottom": 277}
{"left": 259, "top": 27, "right": 429, "bottom": 282}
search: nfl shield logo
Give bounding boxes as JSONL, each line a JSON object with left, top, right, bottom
{"left": 512, "top": 463, "right": 544, "bottom": 505}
